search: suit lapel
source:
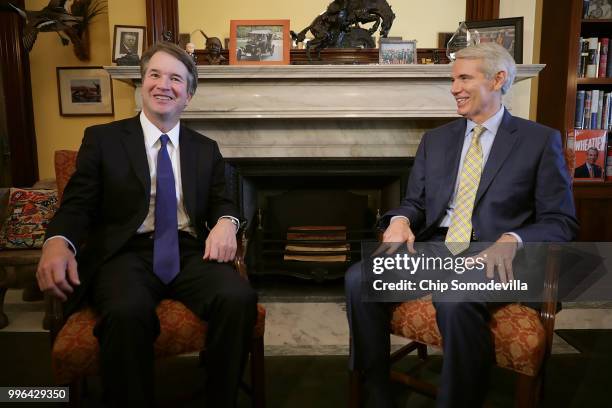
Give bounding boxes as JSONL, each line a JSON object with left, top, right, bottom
{"left": 179, "top": 124, "right": 197, "bottom": 221}
{"left": 120, "top": 115, "right": 150, "bottom": 197}
{"left": 434, "top": 119, "right": 467, "bottom": 220}
{"left": 474, "top": 109, "right": 519, "bottom": 205}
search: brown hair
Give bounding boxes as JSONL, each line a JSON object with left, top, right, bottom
{"left": 140, "top": 42, "right": 198, "bottom": 96}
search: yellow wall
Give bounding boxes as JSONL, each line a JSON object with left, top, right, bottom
{"left": 28, "top": 0, "right": 542, "bottom": 179}
{"left": 179, "top": 0, "right": 465, "bottom": 49}
{"left": 27, "top": 0, "right": 145, "bottom": 179}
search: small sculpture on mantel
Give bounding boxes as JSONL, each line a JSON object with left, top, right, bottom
{"left": 185, "top": 42, "right": 197, "bottom": 63}
{"left": 291, "top": 0, "right": 395, "bottom": 61}
{"left": 188, "top": 30, "right": 226, "bottom": 65}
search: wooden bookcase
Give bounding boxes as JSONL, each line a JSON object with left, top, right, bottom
{"left": 537, "top": 0, "right": 612, "bottom": 241}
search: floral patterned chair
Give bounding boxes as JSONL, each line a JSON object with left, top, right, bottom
{"left": 46, "top": 150, "right": 266, "bottom": 407}
{"left": 349, "top": 245, "right": 561, "bottom": 408}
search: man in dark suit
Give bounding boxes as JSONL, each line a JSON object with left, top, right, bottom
{"left": 345, "top": 42, "right": 578, "bottom": 407}
{"left": 574, "top": 147, "right": 603, "bottom": 178}
{"left": 36, "top": 42, "right": 257, "bottom": 407}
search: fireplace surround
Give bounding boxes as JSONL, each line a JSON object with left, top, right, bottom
{"left": 105, "top": 64, "right": 543, "bottom": 280}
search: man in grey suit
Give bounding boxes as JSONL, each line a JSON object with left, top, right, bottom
{"left": 345, "top": 42, "right": 578, "bottom": 407}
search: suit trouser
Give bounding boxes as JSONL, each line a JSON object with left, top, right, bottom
{"left": 90, "top": 233, "right": 258, "bottom": 408}
{"left": 345, "top": 240, "right": 498, "bottom": 408}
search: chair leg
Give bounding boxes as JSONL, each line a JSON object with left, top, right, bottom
{"left": 0, "top": 286, "right": 8, "bottom": 329}
{"left": 250, "top": 336, "right": 265, "bottom": 408}
{"left": 348, "top": 369, "right": 362, "bottom": 408}
{"left": 417, "top": 343, "right": 428, "bottom": 360}
{"left": 68, "top": 380, "right": 82, "bottom": 408}
{"left": 514, "top": 373, "right": 540, "bottom": 408}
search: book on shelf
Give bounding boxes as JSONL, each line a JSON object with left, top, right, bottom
{"left": 608, "top": 38, "right": 612, "bottom": 78}
{"left": 586, "top": 37, "right": 599, "bottom": 78}
{"left": 599, "top": 38, "right": 609, "bottom": 79}
{"left": 571, "top": 129, "right": 608, "bottom": 182}
{"left": 576, "top": 90, "right": 612, "bottom": 130}
{"left": 575, "top": 90, "right": 586, "bottom": 128}
{"left": 607, "top": 145, "right": 612, "bottom": 181}
{"left": 286, "top": 226, "right": 347, "bottom": 241}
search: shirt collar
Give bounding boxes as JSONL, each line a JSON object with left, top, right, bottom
{"left": 139, "top": 111, "right": 181, "bottom": 148}
{"left": 465, "top": 105, "right": 505, "bottom": 137}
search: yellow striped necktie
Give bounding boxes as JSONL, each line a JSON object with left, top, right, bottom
{"left": 445, "top": 125, "right": 486, "bottom": 255}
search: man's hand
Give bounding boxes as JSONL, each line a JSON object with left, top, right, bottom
{"left": 473, "top": 234, "right": 518, "bottom": 283}
{"left": 378, "top": 217, "right": 416, "bottom": 254}
{"left": 36, "top": 238, "right": 80, "bottom": 302}
{"left": 203, "top": 218, "right": 237, "bottom": 263}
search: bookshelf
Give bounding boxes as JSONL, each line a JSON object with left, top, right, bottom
{"left": 538, "top": 0, "right": 612, "bottom": 241}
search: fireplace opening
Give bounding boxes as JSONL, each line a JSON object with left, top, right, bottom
{"left": 226, "top": 158, "right": 412, "bottom": 281}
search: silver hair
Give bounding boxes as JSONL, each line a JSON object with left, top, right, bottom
{"left": 454, "top": 42, "right": 517, "bottom": 95}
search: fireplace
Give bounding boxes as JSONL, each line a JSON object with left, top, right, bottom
{"left": 226, "top": 158, "right": 411, "bottom": 281}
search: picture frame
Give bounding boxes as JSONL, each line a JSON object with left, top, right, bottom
{"left": 112, "top": 25, "right": 146, "bottom": 62}
{"left": 56, "top": 67, "right": 114, "bottom": 116}
{"left": 229, "top": 19, "right": 290, "bottom": 65}
{"left": 379, "top": 39, "right": 417, "bottom": 65}
{"left": 464, "top": 17, "right": 523, "bottom": 63}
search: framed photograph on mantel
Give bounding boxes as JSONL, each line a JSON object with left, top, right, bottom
{"left": 464, "top": 17, "right": 523, "bottom": 63}
{"left": 229, "top": 19, "right": 290, "bottom": 65}
{"left": 56, "top": 67, "right": 114, "bottom": 116}
{"left": 379, "top": 39, "right": 417, "bottom": 64}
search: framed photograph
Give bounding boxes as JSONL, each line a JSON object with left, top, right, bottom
{"left": 438, "top": 32, "right": 453, "bottom": 48}
{"left": 56, "top": 67, "right": 114, "bottom": 116}
{"left": 585, "top": 0, "right": 612, "bottom": 19}
{"left": 464, "top": 17, "right": 523, "bottom": 63}
{"left": 112, "top": 25, "right": 146, "bottom": 62}
{"left": 379, "top": 39, "right": 417, "bottom": 65}
{"left": 229, "top": 19, "right": 290, "bottom": 65}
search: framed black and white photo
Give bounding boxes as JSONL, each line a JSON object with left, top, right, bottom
{"left": 112, "top": 25, "right": 146, "bottom": 62}
{"left": 379, "top": 39, "right": 417, "bottom": 64}
{"left": 56, "top": 67, "right": 114, "bottom": 116}
{"left": 464, "top": 17, "right": 523, "bottom": 63}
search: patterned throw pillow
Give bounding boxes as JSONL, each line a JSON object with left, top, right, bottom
{"left": 0, "top": 188, "right": 59, "bottom": 249}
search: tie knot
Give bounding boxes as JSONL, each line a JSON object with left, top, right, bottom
{"left": 160, "top": 134, "right": 170, "bottom": 147}
{"left": 472, "top": 125, "right": 486, "bottom": 140}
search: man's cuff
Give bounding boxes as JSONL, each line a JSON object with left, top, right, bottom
{"left": 218, "top": 216, "right": 240, "bottom": 233}
{"left": 390, "top": 215, "right": 410, "bottom": 225}
{"left": 43, "top": 235, "right": 77, "bottom": 255}
{"left": 504, "top": 232, "right": 523, "bottom": 249}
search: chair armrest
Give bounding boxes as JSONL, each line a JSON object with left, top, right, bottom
{"left": 539, "top": 244, "right": 561, "bottom": 360}
{"left": 234, "top": 220, "right": 249, "bottom": 281}
{"left": 45, "top": 293, "right": 65, "bottom": 343}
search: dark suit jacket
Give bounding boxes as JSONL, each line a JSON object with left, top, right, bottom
{"left": 46, "top": 115, "right": 238, "bottom": 314}
{"left": 383, "top": 109, "right": 578, "bottom": 243}
{"left": 574, "top": 162, "right": 602, "bottom": 178}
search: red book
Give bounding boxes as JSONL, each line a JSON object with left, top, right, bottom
{"left": 599, "top": 38, "right": 609, "bottom": 79}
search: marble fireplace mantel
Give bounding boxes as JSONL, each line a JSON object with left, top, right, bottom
{"left": 105, "top": 64, "right": 544, "bottom": 158}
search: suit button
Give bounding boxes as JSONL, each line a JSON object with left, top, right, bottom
{"left": 472, "top": 230, "right": 478, "bottom": 241}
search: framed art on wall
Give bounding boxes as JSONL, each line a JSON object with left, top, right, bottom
{"left": 465, "top": 17, "right": 523, "bottom": 63}
{"left": 112, "top": 25, "right": 146, "bottom": 62}
{"left": 229, "top": 19, "right": 290, "bottom": 65}
{"left": 56, "top": 67, "right": 114, "bottom": 116}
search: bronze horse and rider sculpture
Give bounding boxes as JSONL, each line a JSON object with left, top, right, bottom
{"left": 291, "top": 0, "right": 396, "bottom": 61}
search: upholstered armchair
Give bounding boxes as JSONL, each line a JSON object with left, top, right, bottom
{"left": 349, "top": 245, "right": 561, "bottom": 408}
{"left": 46, "top": 150, "right": 266, "bottom": 407}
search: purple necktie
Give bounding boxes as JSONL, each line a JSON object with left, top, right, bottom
{"left": 153, "top": 134, "right": 180, "bottom": 284}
